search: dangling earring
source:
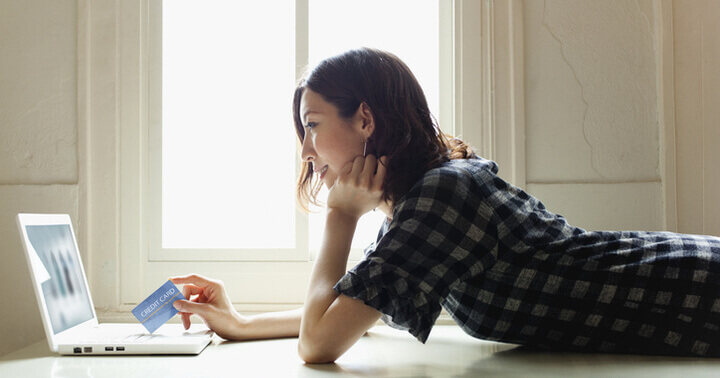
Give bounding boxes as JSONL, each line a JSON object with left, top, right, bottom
{"left": 363, "top": 137, "right": 373, "bottom": 157}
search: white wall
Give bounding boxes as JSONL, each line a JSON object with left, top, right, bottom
{"left": 523, "top": 0, "right": 662, "bottom": 231}
{"left": 0, "top": 0, "right": 79, "bottom": 357}
{"left": 520, "top": 0, "right": 720, "bottom": 236}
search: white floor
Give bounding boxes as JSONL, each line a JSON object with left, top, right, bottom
{"left": 1, "top": 325, "right": 719, "bottom": 377}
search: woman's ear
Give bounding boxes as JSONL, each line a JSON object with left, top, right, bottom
{"left": 355, "top": 102, "right": 375, "bottom": 138}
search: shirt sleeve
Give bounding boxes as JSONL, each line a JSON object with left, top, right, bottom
{"left": 334, "top": 162, "right": 501, "bottom": 342}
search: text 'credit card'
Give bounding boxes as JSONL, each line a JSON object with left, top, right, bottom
{"left": 131, "top": 280, "right": 185, "bottom": 333}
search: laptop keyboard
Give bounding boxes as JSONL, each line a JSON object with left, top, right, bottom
{"left": 76, "top": 328, "right": 158, "bottom": 344}
{"left": 121, "top": 334, "right": 156, "bottom": 343}
{"left": 74, "top": 324, "right": 212, "bottom": 344}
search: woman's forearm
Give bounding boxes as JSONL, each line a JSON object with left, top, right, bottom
{"left": 236, "top": 307, "right": 303, "bottom": 340}
{"left": 298, "top": 208, "right": 381, "bottom": 363}
{"left": 302, "top": 209, "right": 358, "bottom": 323}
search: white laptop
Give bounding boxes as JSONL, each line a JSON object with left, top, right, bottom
{"left": 16, "top": 213, "right": 213, "bottom": 355}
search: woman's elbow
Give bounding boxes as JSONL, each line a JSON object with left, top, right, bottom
{"left": 297, "top": 334, "right": 341, "bottom": 364}
{"left": 298, "top": 347, "right": 338, "bottom": 364}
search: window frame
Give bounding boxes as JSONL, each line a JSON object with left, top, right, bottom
{"left": 89, "top": 0, "right": 525, "bottom": 315}
{"left": 146, "top": 0, "right": 449, "bottom": 263}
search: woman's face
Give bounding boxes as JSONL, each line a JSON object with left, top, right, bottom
{"left": 299, "top": 89, "right": 366, "bottom": 188}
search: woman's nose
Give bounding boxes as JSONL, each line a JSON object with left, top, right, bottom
{"left": 301, "top": 137, "right": 315, "bottom": 162}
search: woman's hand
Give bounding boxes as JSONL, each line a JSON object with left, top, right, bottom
{"left": 169, "top": 274, "right": 245, "bottom": 340}
{"left": 326, "top": 155, "right": 387, "bottom": 219}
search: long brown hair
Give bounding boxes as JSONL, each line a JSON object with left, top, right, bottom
{"left": 293, "top": 48, "right": 474, "bottom": 211}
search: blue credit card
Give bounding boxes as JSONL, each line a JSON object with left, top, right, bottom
{"left": 131, "top": 280, "right": 186, "bottom": 333}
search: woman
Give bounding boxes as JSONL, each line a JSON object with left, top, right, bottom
{"left": 171, "top": 48, "right": 720, "bottom": 362}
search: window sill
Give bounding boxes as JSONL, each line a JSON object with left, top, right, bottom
{"left": 95, "top": 308, "right": 457, "bottom": 326}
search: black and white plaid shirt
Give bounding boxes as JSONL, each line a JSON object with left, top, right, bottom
{"left": 334, "top": 157, "right": 720, "bottom": 357}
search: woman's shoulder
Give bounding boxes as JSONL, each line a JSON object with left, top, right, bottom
{"left": 393, "top": 157, "right": 501, "bottom": 212}
{"left": 420, "top": 157, "right": 500, "bottom": 189}
{"left": 434, "top": 156, "right": 499, "bottom": 175}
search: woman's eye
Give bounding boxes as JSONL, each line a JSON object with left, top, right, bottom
{"left": 304, "top": 122, "right": 317, "bottom": 129}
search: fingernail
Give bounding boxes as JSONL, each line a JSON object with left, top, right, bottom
{"left": 173, "top": 301, "right": 181, "bottom": 310}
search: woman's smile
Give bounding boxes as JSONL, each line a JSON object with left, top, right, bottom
{"left": 316, "top": 165, "right": 329, "bottom": 181}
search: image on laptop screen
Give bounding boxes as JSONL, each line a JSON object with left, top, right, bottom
{"left": 25, "top": 224, "right": 93, "bottom": 334}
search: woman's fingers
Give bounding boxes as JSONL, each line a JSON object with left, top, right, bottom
{"left": 169, "top": 274, "right": 215, "bottom": 288}
{"left": 328, "top": 155, "right": 387, "bottom": 217}
{"left": 172, "top": 275, "right": 217, "bottom": 331}
{"left": 182, "top": 283, "right": 209, "bottom": 303}
{"left": 342, "top": 155, "right": 386, "bottom": 190}
{"left": 351, "top": 156, "right": 365, "bottom": 179}
{"left": 181, "top": 311, "right": 192, "bottom": 330}
{"left": 172, "top": 274, "right": 215, "bottom": 288}
{"left": 374, "top": 156, "right": 388, "bottom": 190}
{"left": 178, "top": 284, "right": 205, "bottom": 330}
{"left": 339, "top": 155, "right": 386, "bottom": 185}
{"left": 181, "top": 283, "right": 205, "bottom": 298}
{"left": 359, "top": 155, "right": 376, "bottom": 186}
{"left": 173, "top": 299, "right": 209, "bottom": 316}
{"left": 338, "top": 160, "right": 354, "bottom": 181}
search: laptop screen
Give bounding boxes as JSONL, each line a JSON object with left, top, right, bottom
{"left": 25, "top": 224, "right": 94, "bottom": 335}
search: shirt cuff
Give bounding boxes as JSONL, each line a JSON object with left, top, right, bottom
{"left": 333, "top": 259, "right": 443, "bottom": 343}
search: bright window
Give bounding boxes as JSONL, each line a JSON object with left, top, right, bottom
{"left": 157, "top": 0, "right": 446, "bottom": 260}
{"left": 162, "top": 0, "right": 296, "bottom": 249}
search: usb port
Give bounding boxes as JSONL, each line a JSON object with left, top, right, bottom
{"left": 74, "top": 347, "right": 82, "bottom": 354}
{"left": 116, "top": 346, "right": 125, "bottom": 351}
{"left": 84, "top": 347, "right": 93, "bottom": 353}
{"left": 105, "top": 347, "right": 113, "bottom": 351}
